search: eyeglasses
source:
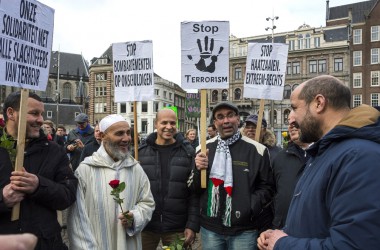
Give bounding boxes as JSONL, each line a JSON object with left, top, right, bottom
{"left": 77, "top": 122, "right": 85, "bottom": 125}
{"left": 215, "top": 112, "right": 236, "bottom": 121}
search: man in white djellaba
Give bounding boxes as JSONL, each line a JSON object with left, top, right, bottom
{"left": 68, "top": 114, "right": 155, "bottom": 250}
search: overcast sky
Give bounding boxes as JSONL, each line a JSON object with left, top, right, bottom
{"left": 41, "top": 0, "right": 363, "bottom": 88}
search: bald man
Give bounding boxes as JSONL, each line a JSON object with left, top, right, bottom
{"left": 68, "top": 114, "right": 154, "bottom": 250}
{"left": 138, "top": 109, "right": 200, "bottom": 250}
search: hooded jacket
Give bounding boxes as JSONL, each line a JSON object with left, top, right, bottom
{"left": 137, "top": 132, "right": 200, "bottom": 233}
{"left": 275, "top": 105, "right": 380, "bottom": 249}
{"left": 68, "top": 145, "right": 155, "bottom": 250}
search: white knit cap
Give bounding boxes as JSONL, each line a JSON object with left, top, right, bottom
{"left": 99, "top": 114, "right": 126, "bottom": 132}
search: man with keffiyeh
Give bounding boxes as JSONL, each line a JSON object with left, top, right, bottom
{"left": 188, "top": 102, "right": 274, "bottom": 250}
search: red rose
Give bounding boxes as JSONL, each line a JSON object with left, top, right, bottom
{"left": 109, "top": 179, "right": 120, "bottom": 189}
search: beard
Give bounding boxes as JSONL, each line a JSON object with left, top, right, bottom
{"left": 299, "top": 108, "right": 323, "bottom": 143}
{"left": 103, "top": 139, "right": 130, "bottom": 161}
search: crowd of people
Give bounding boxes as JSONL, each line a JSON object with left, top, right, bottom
{"left": 1, "top": 74, "right": 380, "bottom": 250}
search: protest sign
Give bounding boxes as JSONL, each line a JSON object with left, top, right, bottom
{"left": 181, "top": 21, "right": 229, "bottom": 187}
{"left": 0, "top": 0, "right": 54, "bottom": 91}
{"left": 181, "top": 21, "right": 229, "bottom": 89}
{"left": 112, "top": 41, "right": 154, "bottom": 103}
{"left": 243, "top": 43, "right": 288, "bottom": 100}
{"left": 185, "top": 93, "right": 200, "bottom": 118}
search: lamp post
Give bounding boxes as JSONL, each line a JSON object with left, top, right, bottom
{"left": 265, "top": 14, "right": 279, "bottom": 131}
{"left": 53, "top": 50, "right": 60, "bottom": 126}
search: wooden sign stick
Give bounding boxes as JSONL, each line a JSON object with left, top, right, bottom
{"left": 255, "top": 99, "right": 265, "bottom": 142}
{"left": 11, "top": 89, "right": 29, "bottom": 221}
{"left": 133, "top": 101, "right": 139, "bottom": 161}
{"left": 200, "top": 89, "right": 207, "bottom": 188}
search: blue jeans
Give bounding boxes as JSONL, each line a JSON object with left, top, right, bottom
{"left": 201, "top": 227, "right": 258, "bottom": 250}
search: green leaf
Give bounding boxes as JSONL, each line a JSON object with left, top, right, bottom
{"left": 118, "top": 182, "right": 126, "bottom": 192}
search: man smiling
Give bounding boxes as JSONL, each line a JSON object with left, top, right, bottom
{"left": 68, "top": 114, "right": 154, "bottom": 249}
{"left": 138, "top": 109, "right": 199, "bottom": 250}
{"left": 0, "top": 91, "right": 77, "bottom": 250}
{"left": 190, "top": 101, "right": 273, "bottom": 250}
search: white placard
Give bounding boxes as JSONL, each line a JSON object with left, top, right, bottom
{"left": 181, "top": 21, "right": 229, "bottom": 90}
{"left": 243, "top": 43, "right": 288, "bottom": 101}
{"left": 112, "top": 41, "right": 154, "bottom": 102}
{"left": 0, "top": 0, "right": 54, "bottom": 91}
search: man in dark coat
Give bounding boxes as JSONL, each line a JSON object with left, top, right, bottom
{"left": 65, "top": 113, "right": 94, "bottom": 170}
{"left": 138, "top": 109, "right": 199, "bottom": 250}
{"left": 271, "top": 113, "right": 310, "bottom": 229}
{"left": 0, "top": 91, "right": 78, "bottom": 250}
{"left": 79, "top": 123, "right": 101, "bottom": 162}
{"left": 258, "top": 75, "right": 380, "bottom": 249}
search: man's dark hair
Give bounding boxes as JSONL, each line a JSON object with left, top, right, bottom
{"left": 299, "top": 75, "right": 351, "bottom": 110}
{"left": 57, "top": 125, "right": 66, "bottom": 132}
{"left": 207, "top": 124, "right": 216, "bottom": 130}
{"left": 2, "top": 91, "right": 42, "bottom": 122}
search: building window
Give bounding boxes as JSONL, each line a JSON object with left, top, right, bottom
{"left": 120, "top": 103, "right": 126, "bottom": 113}
{"left": 222, "top": 89, "right": 228, "bottom": 101}
{"left": 292, "top": 62, "right": 300, "bottom": 74}
{"left": 371, "top": 26, "right": 380, "bottom": 42}
{"left": 371, "top": 48, "right": 379, "bottom": 64}
{"left": 212, "top": 90, "right": 218, "bottom": 102}
{"left": 371, "top": 71, "right": 380, "bottom": 86}
{"left": 141, "top": 119, "right": 148, "bottom": 133}
{"left": 95, "top": 87, "right": 107, "bottom": 96}
{"left": 353, "top": 73, "right": 362, "bottom": 88}
{"left": 371, "top": 93, "right": 379, "bottom": 106}
{"left": 297, "top": 34, "right": 304, "bottom": 50}
{"left": 142, "top": 102, "right": 148, "bottom": 112}
{"left": 97, "top": 58, "right": 107, "bottom": 65}
{"left": 234, "top": 67, "right": 242, "bottom": 80}
{"left": 154, "top": 101, "right": 159, "bottom": 112}
{"left": 96, "top": 73, "right": 106, "bottom": 81}
{"left": 169, "top": 93, "right": 172, "bottom": 100}
{"left": 163, "top": 91, "right": 167, "bottom": 99}
{"left": 353, "top": 51, "right": 362, "bottom": 66}
{"left": 353, "top": 94, "right": 362, "bottom": 107}
{"left": 292, "top": 84, "right": 300, "bottom": 91}
{"left": 283, "top": 109, "right": 290, "bottom": 125}
{"left": 289, "top": 40, "right": 295, "bottom": 51}
{"left": 314, "top": 37, "right": 320, "bottom": 48}
{"left": 353, "top": 29, "right": 362, "bottom": 44}
{"left": 334, "top": 58, "right": 343, "bottom": 72}
{"left": 305, "top": 34, "right": 311, "bottom": 49}
{"left": 130, "top": 103, "right": 134, "bottom": 112}
{"left": 63, "top": 82, "right": 71, "bottom": 99}
{"left": 41, "top": 82, "right": 52, "bottom": 98}
{"left": 283, "top": 85, "right": 291, "bottom": 99}
{"left": 286, "top": 62, "right": 292, "bottom": 75}
{"left": 47, "top": 111, "right": 52, "bottom": 118}
{"left": 309, "top": 60, "right": 317, "bottom": 73}
{"left": 155, "top": 89, "right": 159, "bottom": 96}
{"left": 318, "top": 59, "right": 326, "bottom": 73}
{"left": 234, "top": 88, "right": 241, "bottom": 100}
{"left": 95, "top": 103, "right": 106, "bottom": 113}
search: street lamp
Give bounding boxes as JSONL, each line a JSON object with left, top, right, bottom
{"left": 53, "top": 50, "right": 60, "bottom": 126}
{"left": 266, "top": 15, "right": 279, "bottom": 130}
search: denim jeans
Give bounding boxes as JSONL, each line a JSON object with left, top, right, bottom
{"left": 201, "top": 227, "right": 258, "bottom": 250}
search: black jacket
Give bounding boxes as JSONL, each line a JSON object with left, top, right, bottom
{"left": 65, "top": 126, "right": 94, "bottom": 170}
{"left": 79, "top": 137, "right": 100, "bottom": 163}
{"left": 189, "top": 135, "right": 274, "bottom": 235}
{"left": 137, "top": 132, "right": 200, "bottom": 233}
{"left": 0, "top": 130, "right": 78, "bottom": 249}
{"left": 271, "top": 141, "right": 308, "bottom": 229}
